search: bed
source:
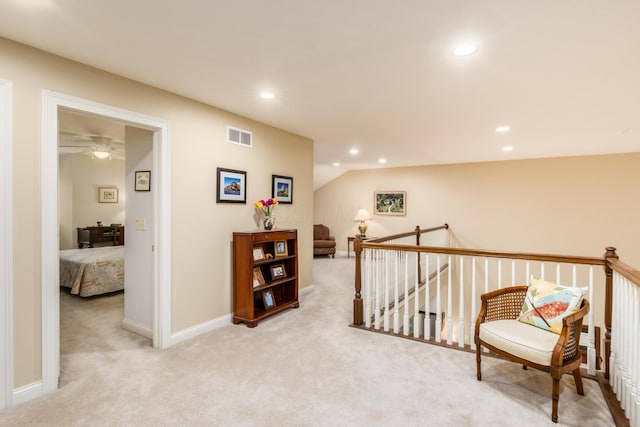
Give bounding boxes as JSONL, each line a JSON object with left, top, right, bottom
{"left": 59, "top": 246, "right": 124, "bottom": 297}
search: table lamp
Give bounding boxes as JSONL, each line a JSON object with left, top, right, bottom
{"left": 354, "top": 209, "right": 371, "bottom": 237}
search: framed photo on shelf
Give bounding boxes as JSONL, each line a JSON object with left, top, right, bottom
{"left": 252, "top": 267, "right": 266, "bottom": 288}
{"left": 262, "top": 289, "right": 276, "bottom": 311}
{"left": 216, "top": 167, "right": 247, "bottom": 203}
{"left": 274, "top": 240, "right": 288, "bottom": 257}
{"left": 134, "top": 170, "right": 151, "bottom": 191}
{"left": 374, "top": 191, "right": 406, "bottom": 216}
{"left": 272, "top": 174, "right": 293, "bottom": 204}
{"left": 253, "top": 247, "right": 266, "bottom": 262}
{"left": 98, "top": 187, "right": 118, "bottom": 203}
{"left": 270, "top": 264, "right": 286, "bottom": 280}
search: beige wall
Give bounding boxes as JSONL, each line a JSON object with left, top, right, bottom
{"left": 1, "top": 37, "right": 314, "bottom": 388}
{"left": 315, "top": 153, "right": 640, "bottom": 342}
{"left": 315, "top": 153, "right": 640, "bottom": 267}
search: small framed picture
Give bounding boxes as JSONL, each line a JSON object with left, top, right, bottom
{"left": 253, "top": 247, "right": 266, "bottom": 262}
{"left": 374, "top": 191, "right": 406, "bottom": 216}
{"left": 262, "top": 289, "right": 276, "bottom": 311}
{"left": 98, "top": 187, "right": 118, "bottom": 203}
{"left": 135, "top": 170, "right": 151, "bottom": 191}
{"left": 274, "top": 240, "right": 288, "bottom": 257}
{"left": 270, "top": 264, "right": 286, "bottom": 280}
{"left": 272, "top": 174, "right": 293, "bottom": 204}
{"left": 252, "top": 267, "right": 266, "bottom": 288}
{"left": 216, "top": 167, "right": 247, "bottom": 203}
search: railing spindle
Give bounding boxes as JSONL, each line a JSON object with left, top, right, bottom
{"left": 447, "top": 255, "right": 453, "bottom": 345}
{"left": 436, "top": 255, "right": 442, "bottom": 343}
{"left": 424, "top": 254, "right": 431, "bottom": 340}
{"left": 458, "top": 256, "right": 465, "bottom": 347}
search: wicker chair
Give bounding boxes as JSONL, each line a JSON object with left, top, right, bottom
{"left": 474, "top": 286, "right": 590, "bottom": 423}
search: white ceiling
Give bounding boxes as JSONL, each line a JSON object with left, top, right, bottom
{"left": 1, "top": 1, "right": 639, "bottom": 188}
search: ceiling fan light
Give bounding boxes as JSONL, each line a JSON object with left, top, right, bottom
{"left": 93, "top": 149, "right": 110, "bottom": 159}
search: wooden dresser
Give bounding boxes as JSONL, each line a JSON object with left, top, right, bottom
{"left": 77, "top": 225, "right": 125, "bottom": 248}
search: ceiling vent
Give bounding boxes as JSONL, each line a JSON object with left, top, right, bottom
{"left": 227, "top": 126, "right": 252, "bottom": 148}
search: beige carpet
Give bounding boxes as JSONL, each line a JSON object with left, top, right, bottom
{"left": 0, "top": 255, "right": 614, "bottom": 426}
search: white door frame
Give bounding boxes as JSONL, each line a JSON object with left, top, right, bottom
{"left": 0, "top": 79, "right": 14, "bottom": 409}
{"left": 41, "top": 91, "right": 172, "bottom": 395}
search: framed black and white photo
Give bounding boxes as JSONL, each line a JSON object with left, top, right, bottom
{"left": 216, "top": 167, "right": 246, "bottom": 203}
{"left": 262, "top": 289, "right": 276, "bottom": 310}
{"left": 98, "top": 187, "right": 118, "bottom": 203}
{"left": 270, "top": 264, "right": 286, "bottom": 280}
{"left": 272, "top": 174, "right": 293, "bottom": 204}
{"left": 374, "top": 191, "right": 406, "bottom": 216}
{"left": 135, "top": 170, "right": 151, "bottom": 191}
{"left": 274, "top": 240, "right": 288, "bottom": 257}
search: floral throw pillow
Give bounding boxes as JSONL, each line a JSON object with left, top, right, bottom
{"left": 518, "top": 278, "right": 587, "bottom": 334}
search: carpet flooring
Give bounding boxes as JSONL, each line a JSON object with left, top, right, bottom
{"left": 0, "top": 255, "right": 614, "bottom": 426}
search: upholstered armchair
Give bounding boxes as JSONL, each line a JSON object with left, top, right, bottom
{"left": 313, "top": 224, "right": 336, "bottom": 258}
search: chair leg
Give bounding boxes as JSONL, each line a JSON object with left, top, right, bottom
{"left": 551, "top": 377, "right": 560, "bottom": 423}
{"left": 573, "top": 369, "right": 584, "bottom": 395}
{"left": 475, "top": 344, "right": 482, "bottom": 381}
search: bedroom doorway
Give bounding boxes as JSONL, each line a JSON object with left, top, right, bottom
{"left": 41, "top": 91, "right": 172, "bottom": 396}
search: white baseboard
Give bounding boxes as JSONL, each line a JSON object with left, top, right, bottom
{"left": 300, "top": 284, "right": 314, "bottom": 296}
{"left": 122, "top": 318, "right": 153, "bottom": 339}
{"left": 13, "top": 381, "right": 42, "bottom": 406}
{"left": 169, "top": 285, "right": 314, "bottom": 346}
{"left": 169, "top": 313, "right": 233, "bottom": 347}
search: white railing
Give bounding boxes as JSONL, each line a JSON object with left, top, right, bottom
{"left": 360, "top": 248, "right": 601, "bottom": 372}
{"left": 610, "top": 260, "right": 640, "bottom": 427}
{"left": 354, "top": 231, "right": 640, "bottom": 425}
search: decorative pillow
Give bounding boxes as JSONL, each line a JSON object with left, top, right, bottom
{"left": 518, "top": 277, "right": 587, "bottom": 334}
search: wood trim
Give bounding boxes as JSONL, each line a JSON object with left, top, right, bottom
{"left": 359, "top": 242, "right": 605, "bottom": 265}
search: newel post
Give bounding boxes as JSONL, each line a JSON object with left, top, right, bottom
{"left": 603, "top": 246, "right": 618, "bottom": 380}
{"left": 353, "top": 236, "right": 364, "bottom": 326}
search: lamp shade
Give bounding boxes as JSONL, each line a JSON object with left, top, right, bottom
{"left": 354, "top": 209, "right": 370, "bottom": 221}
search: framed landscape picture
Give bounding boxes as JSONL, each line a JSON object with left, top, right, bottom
{"left": 216, "top": 167, "right": 246, "bottom": 203}
{"left": 272, "top": 174, "right": 293, "bottom": 204}
{"left": 374, "top": 191, "right": 406, "bottom": 216}
{"left": 98, "top": 187, "right": 118, "bottom": 203}
{"left": 135, "top": 170, "right": 151, "bottom": 191}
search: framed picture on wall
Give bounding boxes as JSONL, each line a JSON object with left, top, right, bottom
{"left": 374, "top": 191, "right": 406, "bottom": 216}
{"left": 135, "top": 170, "right": 151, "bottom": 191}
{"left": 98, "top": 187, "right": 119, "bottom": 203}
{"left": 272, "top": 174, "right": 293, "bottom": 204}
{"left": 216, "top": 167, "right": 247, "bottom": 203}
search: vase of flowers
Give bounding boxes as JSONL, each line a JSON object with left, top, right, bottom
{"left": 255, "top": 198, "right": 278, "bottom": 230}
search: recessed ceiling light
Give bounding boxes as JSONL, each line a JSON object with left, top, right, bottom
{"left": 378, "top": 158, "right": 387, "bottom": 164}
{"left": 502, "top": 146, "right": 514, "bottom": 152}
{"left": 349, "top": 148, "right": 359, "bottom": 155}
{"left": 453, "top": 44, "right": 477, "bottom": 56}
{"left": 496, "top": 126, "right": 511, "bottom": 133}
{"left": 332, "top": 162, "right": 341, "bottom": 167}
{"left": 260, "top": 92, "right": 275, "bottom": 99}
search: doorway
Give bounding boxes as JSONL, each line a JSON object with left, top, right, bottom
{"left": 41, "top": 91, "right": 172, "bottom": 395}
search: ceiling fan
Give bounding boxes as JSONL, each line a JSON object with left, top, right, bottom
{"left": 58, "top": 133, "right": 125, "bottom": 159}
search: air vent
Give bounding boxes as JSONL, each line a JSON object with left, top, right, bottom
{"left": 227, "top": 126, "right": 252, "bottom": 148}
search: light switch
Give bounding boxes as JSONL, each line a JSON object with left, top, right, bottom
{"left": 135, "top": 218, "right": 146, "bottom": 230}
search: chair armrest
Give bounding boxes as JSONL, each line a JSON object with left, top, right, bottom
{"left": 552, "top": 299, "right": 590, "bottom": 365}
